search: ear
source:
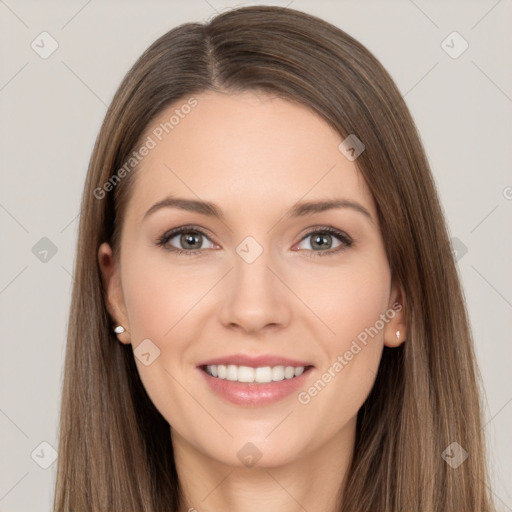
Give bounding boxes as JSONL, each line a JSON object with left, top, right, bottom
{"left": 383, "top": 279, "right": 407, "bottom": 348}
{"left": 98, "top": 242, "right": 131, "bottom": 344}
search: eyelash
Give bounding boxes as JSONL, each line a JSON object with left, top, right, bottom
{"left": 155, "top": 225, "right": 354, "bottom": 258}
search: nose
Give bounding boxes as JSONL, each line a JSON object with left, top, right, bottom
{"left": 217, "top": 248, "right": 292, "bottom": 335}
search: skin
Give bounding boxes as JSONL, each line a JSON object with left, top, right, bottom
{"left": 98, "top": 90, "right": 407, "bottom": 512}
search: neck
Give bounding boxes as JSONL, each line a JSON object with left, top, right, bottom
{"left": 172, "top": 418, "right": 355, "bottom": 512}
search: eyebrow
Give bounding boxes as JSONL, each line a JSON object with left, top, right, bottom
{"left": 143, "top": 195, "right": 373, "bottom": 223}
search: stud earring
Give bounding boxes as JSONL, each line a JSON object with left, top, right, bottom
{"left": 396, "top": 330, "right": 401, "bottom": 341}
{"left": 113, "top": 325, "right": 125, "bottom": 334}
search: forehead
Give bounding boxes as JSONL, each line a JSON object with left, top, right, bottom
{"left": 125, "top": 90, "right": 375, "bottom": 224}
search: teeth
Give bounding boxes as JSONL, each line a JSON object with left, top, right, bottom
{"left": 205, "top": 364, "right": 307, "bottom": 383}
{"left": 255, "top": 366, "right": 272, "bottom": 382}
{"left": 284, "top": 366, "right": 295, "bottom": 379}
{"left": 226, "top": 364, "right": 238, "bottom": 381}
{"left": 238, "top": 366, "right": 255, "bottom": 383}
{"left": 294, "top": 366, "right": 304, "bottom": 377}
{"left": 272, "top": 366, "right": 285, "bottom": 381}
{"left": 217, "top": 365, "right": 226, "bottom": 379}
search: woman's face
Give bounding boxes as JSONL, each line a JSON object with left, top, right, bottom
{"left": 99, "top": 90, "right": 406, "bottom": 468}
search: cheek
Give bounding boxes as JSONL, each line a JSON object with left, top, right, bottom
{"left": 331, "top": 269, "right": 390, "bottom": 343}
{"left": 119, "top": 250, "right": 215, "bottom": 414}
{"left": 121, "top": 251, "right": 200, "bottom": 340}
{"left": 291, "top": 253, "right": 391, "bottom": 348}
{"left": 120, "top": 258, "right": 202, "bottom": 427}
{"left": 292, "top": 255, "right": 390, "bottom": 412}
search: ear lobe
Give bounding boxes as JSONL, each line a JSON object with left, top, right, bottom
{"left": 384, "top": 322, "right": 407, "bottom": 348}
{"left": 383, "top": 281, "right": 407, "bottom": 348}
{"left": 98, "top": 242, "right": 131, "bottom": 344}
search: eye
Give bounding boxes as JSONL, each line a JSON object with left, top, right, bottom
{"left": 156, "top": 226, "right": 217, "bottom": 255}
{"left": 294, "top": 227, "right": 353, "bottom": 257}
{"left": 156, "top": 225, "right": 353, "bottom": 257}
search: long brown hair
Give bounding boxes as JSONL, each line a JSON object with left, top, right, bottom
{"left": 54, "top": 6, "right": 494, "bottom": 511}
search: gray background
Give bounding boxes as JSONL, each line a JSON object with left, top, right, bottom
{"left": 0, "top": 1, "right": 511, "bottom": 510}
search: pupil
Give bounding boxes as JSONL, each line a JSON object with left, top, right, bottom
{"left": 312, "top": 233, "right": 331, "bottom": 250}
{"left": 182, "top": 233, "right": 201, "bottom": 249}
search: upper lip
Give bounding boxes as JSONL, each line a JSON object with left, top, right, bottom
{"left": 196, "top": 354, "right": 314, "bottom": 368}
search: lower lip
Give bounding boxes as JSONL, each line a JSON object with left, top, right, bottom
{"left": 198, "top": 366, "right": 314, "bottom": 406}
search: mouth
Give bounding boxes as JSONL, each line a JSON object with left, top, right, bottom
{"left": 196, "top": 359, "right": 315, "bottom": 406}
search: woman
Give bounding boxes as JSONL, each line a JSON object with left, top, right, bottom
{"left": 53, "top": 5, "right": 495, "bottom": 511}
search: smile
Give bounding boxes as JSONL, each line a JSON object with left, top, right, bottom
{"left": 198, "top": 364, "right": 314, "bottom": 406}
